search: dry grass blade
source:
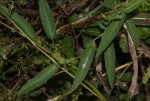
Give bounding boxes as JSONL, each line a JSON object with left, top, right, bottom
{"left": 124, "top": 24, "right": 139, "bottom": 97}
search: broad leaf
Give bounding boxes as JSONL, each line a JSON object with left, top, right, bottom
{"left": 60, "top": 36, "right": 75, "bottom": 58}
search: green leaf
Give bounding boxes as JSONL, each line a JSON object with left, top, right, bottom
{"left": 0, "top": 4, "right": 41, "bottom": 43}
{"left": 119, "top": 72, "right": 132, "bottom": 82}
{"left": 138, "top": 27, "right": 150, "bottom": 39}
{"left": 104, "top": 43, "right": 116, "bottom": 87}
{"left": 83, "top": 21, "right": 103, "bottom": 36}
{"left": 119, "top": 38, "right": 129, "bottom": 53}
{"left": 125, "top": 0, "right": 146, "bottom": 13}
{"left": 71, "top": 42, "right": 96, "bottom": 91}
{"left": 96, "top": 14, "right": 126, "bottom": 61}
{"left": 87, "top": 5, "right": 102, "bottom": 16}
{"left": 60, "top": 36, "right": 75, "bottom": 58}
{"left": 104, "top": 0, "right": 145, "bottom": 20}
{"left": 85, "top": 80, "right": 107, "bottom": 101}
{"left": 84, "top": 27, "right": 102, "bottom": 36}
{"left": 82, "top": 35, "right": 94, "bottom": 48}
{"left": 125, "top": 18, "right": 139, "bottom": 49}
{"left": 33, "top": 54, "right": 50, "bottom": 65}
{"left": 18, "top": 64, "right": 59, "bottom": 96}
{"left": 39, "top": 0, "right": 56, "bottom": 41}
{"left": 101, "top": 0, "right": 116, "bottom": 9}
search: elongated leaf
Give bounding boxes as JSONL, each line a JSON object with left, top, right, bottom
{"left": 96, "top": 14, "right": 126, "bottom": 61}
{"left": 39, "top": 0, "right": 56, "bottom": 40}
{"left": 85, "top": 80, "right": 107, "bottom": 101}
{"left": 104, "top": 43, "right": 116, "bottom": 87}
{"left": 0, "top": 4, "right": 41, "bottom": 43}
{"left": 18, "top": 64, "right": 59, "bottom": 96}
{"left": 125, "top": 0, "right": 146, "bottom": 13}
{"left": 71, "top": 42, "right": 96, "bottom": 91}
{"left": 125, "top": 18, "right": 139, "bottom": 49}
{"left": 105, "top": 0, "right": 145, "bottom": 20}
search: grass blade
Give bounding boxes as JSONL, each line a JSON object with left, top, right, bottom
{"left": 96, "top": 14, "right": 126, "bottom": 61}
{"left": 39, "top": 0, "right": 56, "bottom": 41}
{"left": 104, "top": 43, "right": 116, "bottom": 87}
{"left": 18, "top": 64, "right": 59, "bottom": 96}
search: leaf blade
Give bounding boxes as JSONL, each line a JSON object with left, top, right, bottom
{"left": 71, "top": 42, "right": 96, "bottom": 91}
{"left": 125, "top": 18, "right": 139, "bottom": 49}
{"left": 0, "top": 4, "right": 40, "bottom": 43}
{"left": 39, "top": 0, "right": 56, "bottom": 40}
{"left": 101, "top": 0, "right": 116, "bottom": 9}
{"left": 18, "top": 64, "right": 59, "bottom": 96}
{"left": 125, "top": 0, "right": 146, "bottom": 13}
{"left": 96, "top": 14, "right": 126, "bottom": 61}
{"left": 104, "top": 43, "right": 116, "bottom": 87}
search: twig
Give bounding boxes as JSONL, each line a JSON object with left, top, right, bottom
{"left": 56, "top": 13, "right": 104, "bottom": 35}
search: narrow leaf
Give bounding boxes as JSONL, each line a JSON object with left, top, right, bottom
{"left": 125, "top": 0, "right": 146, "bottom": 13}
{"left": 85, "top": 80, "right": 107, "bottom": 101}
{"left": 96, "top": 14, "right": 126, "bottom": 61}
{"left": 104, "top": 43, "right": 116, "bottom": 87}
{"left": 125, "top": 18, "right": 139, "bottom": 49}
{"left": 39, "top": 0, "right": 56, "bottom": 40}
{"left": 105, "top": 0, "right": 145, "bottom": 20}
{"left": 71, "top": 42, "right": 96, "bottom": 91}
{"left": 0, "top": 4, "right": 40, "bottom": 43}
{"left": 18, "top": 64, "right": 59, "bottom": 96}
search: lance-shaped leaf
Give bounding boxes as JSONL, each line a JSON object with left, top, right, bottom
{"left": 71, "top": 42, "right": 96, "bottom": 91}
{"left": 0, "top": 4, "right": 41, "bottom": 43}
{"left": 125, "top": 18, "right": 139, "bottom": 49}
{"left": 104, "top": 43, "right": 116, "bottom": 87}
{"left": 18, "top": 64, "right": 59, "bottom": 96}
{"left": 96, "top": 14, "right": 126, "bottom": 62}
{"left": 125, "top": 0, "right": 146, "bottom": 13}
{"left": 39, "top": 0, "right": 56, "bottom": 40}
